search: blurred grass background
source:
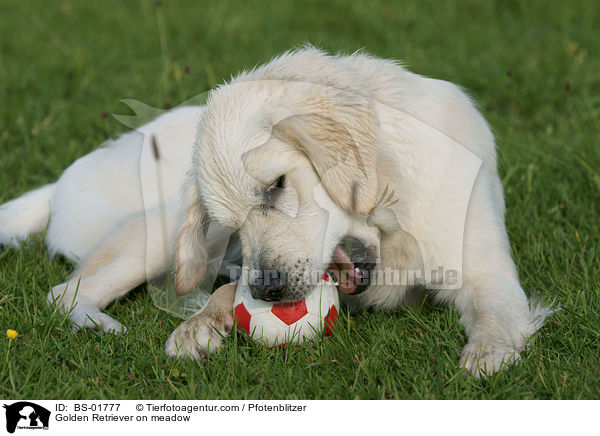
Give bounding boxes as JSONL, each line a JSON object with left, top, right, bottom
{"left": 0, "top": 0, "right": 598, "bottom": 399}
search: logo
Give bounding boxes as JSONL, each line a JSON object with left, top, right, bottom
{"left": 2, "top": 402, "right": 50, "bottom": 433}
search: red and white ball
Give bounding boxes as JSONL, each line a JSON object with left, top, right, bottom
{"left": 233, "top": 273, "right": 340, "bottom": 347}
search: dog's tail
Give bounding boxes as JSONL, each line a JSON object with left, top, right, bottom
{"left": 0, "top": 183, "right": 55, "bottom": 247}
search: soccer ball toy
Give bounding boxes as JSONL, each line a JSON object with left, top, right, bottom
{"left": 233, "top": 273, "right": 340, "bottom": 346}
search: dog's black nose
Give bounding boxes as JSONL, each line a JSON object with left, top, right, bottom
{"left": 249, "top": 269, "right": 285, "bottom": 301}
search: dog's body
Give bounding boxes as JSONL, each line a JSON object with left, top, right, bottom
{"left": 0, "top": 48, "right": 549, "bottom": 376}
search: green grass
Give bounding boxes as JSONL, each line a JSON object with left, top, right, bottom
{"left": 1, "top": 0, "right": 599, "bottom": 399}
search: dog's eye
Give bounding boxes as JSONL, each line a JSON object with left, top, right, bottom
{"left": 264, "top": 175, "right": 286, "bottom": 207}
{"left": 266, "top": 175, "right": 285, "bottom": 192}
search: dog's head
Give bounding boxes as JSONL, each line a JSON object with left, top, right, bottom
{"left": 175, "top": 59, "right": 385, "bottom": 302}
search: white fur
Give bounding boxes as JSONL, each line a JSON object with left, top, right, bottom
{"left": 0, "top": 183, "right": 55, "bottom": 246}
{"left": 0, "top": 48, "right": 550, "bottom": 375}
{"left": 3, "top": 106, "right": 205, "bottom": 333}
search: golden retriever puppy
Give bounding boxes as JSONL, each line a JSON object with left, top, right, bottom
{"left": 0, "top": 48, "right": 550, "bottom": 376}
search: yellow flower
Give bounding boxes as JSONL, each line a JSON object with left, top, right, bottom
{"left": 6, "top": 329, "right": 18, "bottom": 339}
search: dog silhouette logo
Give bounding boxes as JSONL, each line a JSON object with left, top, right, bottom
{"left": 3, "top": 402, "right": 50, "bottom": 433}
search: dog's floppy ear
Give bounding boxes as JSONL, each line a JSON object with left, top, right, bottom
{"left": 174, "top": 181, "right": 208, "bottom": 296}
{"left": 272, "top": 109, "right": 379, "bottom": 215}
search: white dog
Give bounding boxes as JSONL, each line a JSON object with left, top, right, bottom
{"left": 0, "top": 48, "right": 550, "bottom": 376}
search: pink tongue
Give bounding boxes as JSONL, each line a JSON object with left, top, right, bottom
{"left": 329, "top": 246, "right": 362, "bottom": 294}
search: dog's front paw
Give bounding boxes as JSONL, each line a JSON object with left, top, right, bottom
{"left": 48, "top": 288, "right": 127, "bottom": 335}
{"left": 69, "top": 301, "right": 127, "bottom": 335}
{"left": 460, "top": 340, "right": 521, "bottom": 377}
{"left": 71, "top": 310, "right": 127, "bottom": 335}
{"left": 165, "top": 311, "right": 234, "bottom": 360}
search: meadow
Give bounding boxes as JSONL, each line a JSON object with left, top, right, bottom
{"left": 0, "top": 0, "right": 598, "bottom": 399}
